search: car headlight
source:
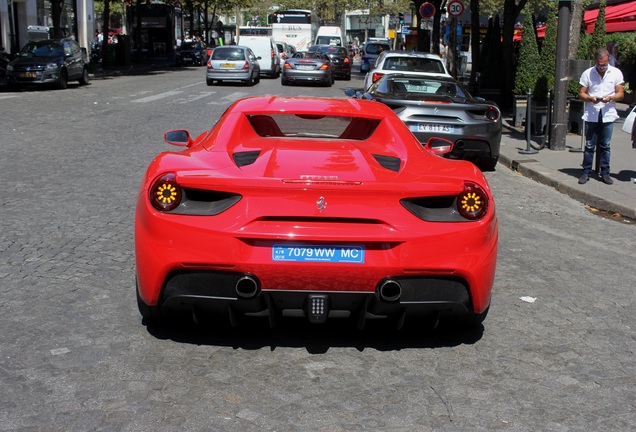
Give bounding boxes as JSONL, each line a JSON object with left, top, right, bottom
{"left": 45, "top": 62, "right": 59, "bottom": 70}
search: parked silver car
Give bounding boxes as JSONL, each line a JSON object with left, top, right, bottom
{"left": 206, "top": 46, "right": 261, "bottom": 86}
{"left": 348, "top": 74, "right": 501, "bottom": 171}
{"left": 363, "top": 51, "right": 451, "bottom": 91}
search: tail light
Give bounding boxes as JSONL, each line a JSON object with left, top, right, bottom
{"left": 284, "top": 62, "right": 292, "bottom": 69}
{"left": 242, "top": 61, "right": 250, "bottom": 70}
{"left": 372, "top": 72, "right": 384, "bottom": 83}
{"left": 457, "top": 182, "right": 489, "bottom": 220}
{"left": 319, "top": 64, "right": 329, "bottom": 70}
{"left": 344, "top": 57, "right": 351, "bottom": 64}
{"left": 486, "top": 106, "right": 500, "bottom": 121}
{"left": 149, "top": 173, "right": 182, "bottom": 212}
{"left": 207, "top": 59, "right": 213, "bottom": 69}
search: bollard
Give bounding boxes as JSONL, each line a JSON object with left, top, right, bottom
{"left": 520, "top": 88, "right": 539, "bottom": 154}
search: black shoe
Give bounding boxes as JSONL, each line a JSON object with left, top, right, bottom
{"left": 602, "top": 175, "right": 614, "bottom": 185}
{"left": 578, "top": 174, "right": 589, "bottom": 184}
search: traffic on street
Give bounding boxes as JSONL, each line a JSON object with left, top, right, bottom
{"left": 1, "top": 65, "right": 635, "bottom": 430}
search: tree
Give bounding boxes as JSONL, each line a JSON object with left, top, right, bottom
{"left": 534, "top": 1, "right": 556, "bottom": 102}
{"left": 588, "top": 0, "right": 606, "bottom": 59}
{"left": 513, "top": 6, "right": 539, "bottom": 96}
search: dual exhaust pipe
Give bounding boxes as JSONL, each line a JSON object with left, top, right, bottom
{"left": 236, "top": 275, "right": 402, "bottom": 303}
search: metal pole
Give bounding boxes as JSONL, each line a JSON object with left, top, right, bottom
{"left": 520, "top": 88, "right": 539, "bottom": 154}
{"left": 549, "top": 0, "right": 572, "bottom": 151}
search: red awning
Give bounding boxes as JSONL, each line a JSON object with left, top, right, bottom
{"left": 585, "top": 1, "right": 636, "bottom": 33}
{"left": 513, "top": 25, "right": 546, "bottom": 42}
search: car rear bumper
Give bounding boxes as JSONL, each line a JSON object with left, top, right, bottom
{"left": 157, "top": 270, "right": 474, "bottom": 327}
{"left": 206, "top": 70, "right": 252, "bottom": 81}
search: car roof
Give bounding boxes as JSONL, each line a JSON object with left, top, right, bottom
{"left": 381, "top": 50, "right": 443, "bottom": 59}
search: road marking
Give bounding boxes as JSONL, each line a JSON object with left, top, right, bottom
{"left": 131, "top": 90, "right": 183, "bottom": 103}
{"left": 173, "top": 91, "right": 217, "bottom": 104}
{"left": 0, "top": 95, "right": 19, "bottom": 100}
{"left": 207, "top": 91, "right": 250, "bottom": 105}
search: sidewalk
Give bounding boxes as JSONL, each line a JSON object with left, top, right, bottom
{"left": 498, "top": 103, "right": 636, "bottom": 220}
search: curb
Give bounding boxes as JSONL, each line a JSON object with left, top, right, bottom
{"left": 499, "top": 119, "right": 636, "bottom": 220}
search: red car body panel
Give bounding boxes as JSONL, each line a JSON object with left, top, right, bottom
{"left": 135, "top": 96, "right": 498, "bottom": 327}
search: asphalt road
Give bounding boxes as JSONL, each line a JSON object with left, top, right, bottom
{"left": 1, "top": 66, "right": 635, "bottom": 431}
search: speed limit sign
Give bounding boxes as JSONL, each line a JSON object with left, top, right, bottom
{"left": 448, "top": 0, "right": 464, "bottom": 17}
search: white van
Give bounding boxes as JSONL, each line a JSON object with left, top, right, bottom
{"left": 314, "top": 26, "right": 345, "bottom": 47}
{"left": 238, "top": 35, "right": 281, "bottom": 78}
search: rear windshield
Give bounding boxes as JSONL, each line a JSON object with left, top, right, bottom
{"left": 386, "top": 78, "right": 468, "bottom": 98}
{"left": 383, "top": 56, "right": 445, "bottom": 74}
{"left": 212, "top": 48, "right": 245, "bottom": 60}
{"left": 248, "top": 114, "right": 381, "bottom": 140}
{"left": 365, "top": 43, "right": 390, "bottom": 55}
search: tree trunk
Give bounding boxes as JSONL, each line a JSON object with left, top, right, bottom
{"left": 135, "top": 0, "right": 143, "bottom": 63}
{"left": 501, "top": 0, "right": 528, "bottom": 110}
{"left": 469, "top": 0, "right": 480, "bottom": 92}
{"left": 568, "top": 0, "right": 585, "bottom": 60}
{"left": 102, "top": 0, "right": 110, "bottom": 67}
{"left": 51, "top": 0, "right": 64, "bottom": 38}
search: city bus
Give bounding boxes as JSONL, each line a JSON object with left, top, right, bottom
{"left": 269, "top": 9, "right": 319, "bottom": 52}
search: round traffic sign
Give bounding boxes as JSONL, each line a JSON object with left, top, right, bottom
{"left": 419, "top": 2, "right": 435, "bottom": 19}
{"left": 448, "top": 0, "right": 464, "bottom": 17}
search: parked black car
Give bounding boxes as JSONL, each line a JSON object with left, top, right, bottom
{"left": 6, "top": 38, "right": 89, "bottom": 89}
{"left": 176, "top": 41, "right": 208, "bottom": 66}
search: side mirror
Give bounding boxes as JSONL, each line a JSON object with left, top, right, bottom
{"left": 164, "top": 130, "right": 193, "bottom": 148}
{"left": 425, "top": 137, "right": 454, "bottom": 156}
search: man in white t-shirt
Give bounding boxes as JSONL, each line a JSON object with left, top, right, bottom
{"left": 578, "top": 48, "right": 624, "bottom": 185}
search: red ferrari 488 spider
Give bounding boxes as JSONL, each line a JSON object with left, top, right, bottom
{"left": 135, "top": 96, "right": 498, "bottom": 329}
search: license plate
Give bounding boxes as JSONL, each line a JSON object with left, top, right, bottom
{"left": 221, "top": 63, "right": 235, "bottom": 68}
{"left": 20, "top": 72, "right": 37, "bottom": 78}
{"left": 413, "top": 123, "right": 454, "bottom": 133}
{"left": 296, "top": 65, "right": 314, "bottom": 70}
{"left": 272, "top": 244, "right": 365, "bottom": 264}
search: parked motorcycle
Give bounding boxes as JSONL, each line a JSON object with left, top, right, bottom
{"left": 90, "top": 41, "right": 102, "bottom": 64}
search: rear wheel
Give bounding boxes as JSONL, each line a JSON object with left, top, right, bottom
{"left": 246, "top": 75, "right": 254, "bottom": 86}
{"left": 281, "top": 77, "right": 289, "bottom": 86}
{"left": 206, "top": 78, "right": 214, "bottom": 86}
{"left": 477, "top": 156, "right": 498, "bottom": 172}
{"left": 79, "top": 67, "right": 90, "bottom": 85}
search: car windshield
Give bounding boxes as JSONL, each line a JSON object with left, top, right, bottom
{"left": 20, "top": 42, "right": 64, "bottom": 58}
{"left": 320, "top": 46, "right": 347, "bottom": 56}
{"left": 248, "top": 114, "right": 381, "bottom": 140}
{"left": 212, "top": 48, "right": 245, "bottom": 60}
{"left": 383, "top": 57, "right": 444, "bottom": 74}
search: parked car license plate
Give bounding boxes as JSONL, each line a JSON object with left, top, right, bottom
{"left": 296, "top": 65, "right": 314, "bottom": 70}
{"left": 272, "top": 244, "right": 365, "bottom": 264}
{"left": 20, "top": 72, "right": 37, "bottom": 78}
{"left": 414, "top": 123, "right": 454, "bottom": 133}
{"left": 221, "top": 63, "right": 235, "bottom": 68}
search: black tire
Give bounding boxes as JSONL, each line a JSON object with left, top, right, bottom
{"left": 206, "top": 78, "right": 214, "bottom": 86}
{"left": 255, "top": 74, "right": 260, "bottom": 84}
{"left": 477, "top": 156, "right": 498, "bottom": 172}
{"left": 246, "top": 75, "right": 254, "bottom": 86}
{"left": 281, "top": 77, "right": 289, "bottom": 86}
{"left": 79, "top": 67, "right": 90, "bottom": 85}
{"left": 345, "top": 73, "right": 351, "bottom": 81}
{"left": 57, "top": 69, "right": 68, "bottom": 90}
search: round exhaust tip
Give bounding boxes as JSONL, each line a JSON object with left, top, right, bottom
{"left": 236, "top": 275, "right": 260, "bottom": 299}
{"left": 378, "top": 279, "right": 402, "bottom": 302}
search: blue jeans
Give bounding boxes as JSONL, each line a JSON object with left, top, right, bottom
{"left": 583, "top": 121, "right": 613, "bottom": 176}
